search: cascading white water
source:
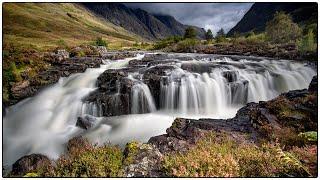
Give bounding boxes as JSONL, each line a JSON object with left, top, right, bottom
{"left": 3, "top": 54, "right": 145, "bottom": 167}
{"left": 159, "top": 58, "right": 315, "bottom": 117}
{"left": 3, "top": 53, "right": 316, "bottom": 170}
{"left": 131, "top": 81, "right": 156, "bottom": 114}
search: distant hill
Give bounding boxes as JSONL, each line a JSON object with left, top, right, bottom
{"left": 227, "top": 2, "right": 317, "bottom": 36}
{"left": 82, "top": 3, "right": 206, "bottom": 40}
{"left": 3, "top": 3, "right": 142, "bottom": 50}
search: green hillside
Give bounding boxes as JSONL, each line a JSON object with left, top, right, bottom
{"left": 3, "top": 3, "right": 144, "bottom": 50}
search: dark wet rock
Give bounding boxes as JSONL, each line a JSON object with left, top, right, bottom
{"left": 222, "top": 71, "right": 239, "bottom": 82}
{"left": 142, "top": 53, "right": 170, "bottom": 61}
{"left": 181, "top": 62, "right": 215, "bottom": 73}
{"left": 76, "top": 115, "right": 97, "bottom": 130}
{"left": 10, "top": 154, "right": 52, "bottom": 177}
{"left": 123, "top": 142, "right": 164, "bottom": 177}
{"left": 97, "top": 69, "right": 132, "bottom": 93}
{"left": 147, "top": 59, "right": 178, "bottom": 67}
{"left": 283, "top": 89, "right": 309, "bottom": 100}
{"left": 308, "top": 76, "right": 317, "bottom": 92}
{"left": 229, "top": 80, "right": 249, "bottom": 104}
{"left": 143, "top": 65, "right": 176, "bottom": 108}
{"left": 85, "top": 91, "right": 130, "bottom": 116}
{"left": 129, "top": 59, "right": 151, "bottom": 67}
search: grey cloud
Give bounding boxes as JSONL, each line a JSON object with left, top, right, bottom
{"left": 124, "top": 3, "right": 253, "bottom": 35}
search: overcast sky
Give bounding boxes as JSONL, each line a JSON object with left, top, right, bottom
{"left": 124, "top": 3, "right": 253, "bottom": 35}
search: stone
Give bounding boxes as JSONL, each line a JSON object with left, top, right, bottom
{"left": 76, "top": 115, "right": 97, "bottom": 130}
{"left": 10, "top": 154, "right": 52, "bottom": 176}
{"left": 123, "top": 142, "right": 164, "bottom": 177}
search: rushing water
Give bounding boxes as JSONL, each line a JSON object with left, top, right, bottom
{"left": 3, "top": 53, "right": 316, "bottom": 168}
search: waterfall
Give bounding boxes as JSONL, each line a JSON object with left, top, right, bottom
{"left": 3, "top": 53, "right": 316, "bottom": 169}
{"left": 3, "top": 54, "right": 145, "bottom": 167}
{"left": 159, "top": 58, "right": 316, "bottom": 116}
{"left": 131, "top": 82, "right": 156, "bottom": 114}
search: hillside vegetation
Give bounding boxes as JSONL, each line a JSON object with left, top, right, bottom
{"left": 3, "top": 3, "right": 143, "bottom": 50}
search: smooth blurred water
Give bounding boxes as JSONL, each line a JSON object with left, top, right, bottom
{"left": 3, "top": 53, "right": 316, "bottom": 168}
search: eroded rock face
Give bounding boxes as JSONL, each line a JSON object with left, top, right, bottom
{"left": 10, "top": 154, "right": 52, "bottom": 177}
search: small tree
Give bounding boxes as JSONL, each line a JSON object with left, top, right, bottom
{"left": 184, "top": 27, "right": 197, "bottom": 39}
{"left": 266, "top": 12, "right": 302, "bottom": 44}
{"left": 205, "top": 29, "right": 214, "bottom": 41}
{"left": 216, "top": 28, "right": 225, "bottom": 38}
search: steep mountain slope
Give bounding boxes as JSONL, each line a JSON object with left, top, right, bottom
{"left": 227, "top": 2, "right": 317, "bottom": 36}
{"left": 3, "top": 3, "right": 143, "bottom": 50}
{"left": 82, "top": 3, "right": 206, "bottom": 40}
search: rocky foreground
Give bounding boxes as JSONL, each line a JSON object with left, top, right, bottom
{"left": 7, "top": 75, "right": 317, "bottom": 177}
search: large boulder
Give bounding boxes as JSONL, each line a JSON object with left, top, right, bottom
{"left": 10, "top": 154, "right": 52, "bottom": 177}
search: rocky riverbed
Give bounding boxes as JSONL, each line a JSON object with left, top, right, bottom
{"left": 7, "top": 75, "right": 317, "bottom": 177}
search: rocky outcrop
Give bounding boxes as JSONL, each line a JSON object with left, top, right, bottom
{"left": 85, "top": 53, "right": 182, "bottom": 115}
{"left": 149, "top": 75, "right": 318, "bottom": 154}
{"left": 10, "top": 154, "right": 52, "bottom": 177}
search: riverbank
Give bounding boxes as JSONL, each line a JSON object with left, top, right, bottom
{"left": 165, "top": 41, "right": 317, "bottom": 61}
{"left": 7, "top": 75, "right": 317, "bottom": 177}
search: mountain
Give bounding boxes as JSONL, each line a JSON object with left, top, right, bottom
{"left": 227, "top": 2, "right": 317, "bottom": 36}
{"left": 82, "top": 3, "right": 206, "bottom": 40}
{"left": 3, "top": 3, "right": 142, "bottom": 50}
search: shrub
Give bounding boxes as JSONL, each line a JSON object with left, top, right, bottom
{"left": 43, "top": 140, "right": 123, "bottom": 177}
{"left": 95, "top": 37, "right": 108, "bottom": 47}
{"left": 289, "top": 145, "right": 317, "bottom": 177}
{"left": 176, "top": 38, "right": 200, "bottom": 51}
{"left": 163, "top": 132, "right": 311, "bottom": 177}
{"left": 298, "top": 29, "right": 317, "bottom": 53}
{"left": 184, "top": 27, "right": 197, "bottom": 39}
{"left": 163, "top": 134, "right": 240, "bottom": 177}
{"left": 298, "top": 131, "right": 317, "bottom": 142}
{"left": 266, "top": 12, "right": 302, "bottom": 44}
